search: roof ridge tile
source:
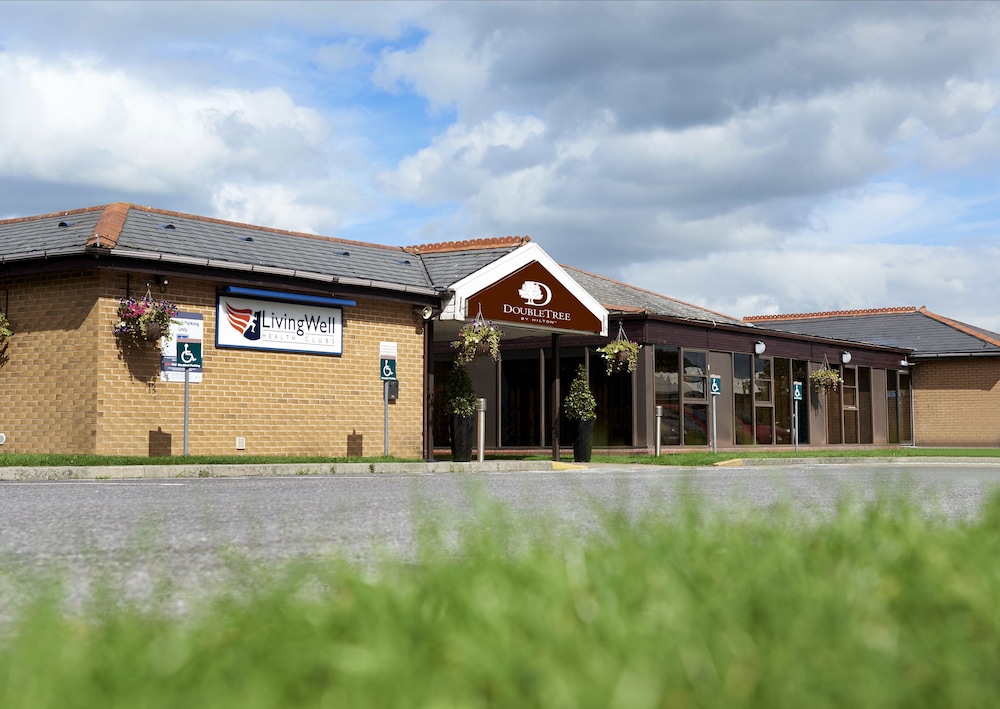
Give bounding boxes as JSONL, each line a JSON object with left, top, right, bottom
{"left": 404, "top": 236, "right": 530, "bottom": 254}
{"left": 744, "top": 306, "right": 918, "bottom": 322}
{"left": 86, "top": 202, "right": 130, "bottom": 248}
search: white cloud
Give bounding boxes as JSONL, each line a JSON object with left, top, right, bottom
{"left": 0, "top": 53, "right": 329, "bottom": 189}
{"left": 211, "top": 183, "right": 340, "bottom": 235}
{"left": 373, "top": 14, "right": 495, "bottom": 114}
{"left": 623, "top": 241, "right": 1000, "bottom": 333}
{"left": 379, "top": 112, "right": 545, "bottom": 200}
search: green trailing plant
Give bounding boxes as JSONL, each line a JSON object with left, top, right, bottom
{"left": 596, "top": 338, "right": 640, "bottom": 375}
{"left": 810, "top": 367, "right": 842, "bottom": 393}
{"left": 0, "top": 310, "right": 11, "bottom": 340}
{"left": 596, "top": 321, "right": 640, "bottom": 375}
{"left": 451, "top": 307, "right": 503, "bottom": 363}
{"left": 563, "top": 364, "right": 597, "bottom": 421}
{"left": 444, "top": 359, "right": 477, "bottom": 417}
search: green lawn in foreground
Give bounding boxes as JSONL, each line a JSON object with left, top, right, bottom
{"left": 2, "top": 491, "right": 999, "bottom": 707}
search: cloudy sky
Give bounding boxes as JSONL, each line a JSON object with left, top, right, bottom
{"left": 2, "top": 1, "right": 998, "bottom": 330}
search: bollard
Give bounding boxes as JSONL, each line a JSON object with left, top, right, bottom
{"left": 476, "top": 397, "right": 487, "bottom": 463}
{"left": 654, "top": 405, "right": 663, "bottom": 457}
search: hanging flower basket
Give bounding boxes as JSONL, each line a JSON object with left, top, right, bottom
{"left": 114, "top": 294, "right": 178, "bottom": 346}
{"left": 0, "top": 311, "right": 11, "bottom": 342}
{"left": 596, "top": 323, "right": 640, "bottom": 375}
{"left": 810, "top": 367, "right": 842, "bottom": 394}
{"left": 451, "top": 309, "right": 503, "bottom": 363}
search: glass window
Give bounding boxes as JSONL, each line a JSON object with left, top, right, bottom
{"left": 655, "top": 346, "right": 680, "bottom": 446}
{"left": 792, "top": 360, "right": 811, "bottom": 445}
{"left": 734, "top": 354, "right": 754, "bottom": 444}
{"left": 591, "top": 352, "right": 633, "bottom": 447}
{"left": 755, "top": 357, "right": 772, "bottom": 403}
{"left": 755, "top": 406, "right": 774, "bottom": 444}
{"left": 774, "top": 358, "right": 792, "bottom": 445}
{"left": 683, "top": 404, "right": 709, "bottom": 446}
{"left": 842, "top": 367, "right": 858, "bottom": 408}
{"left": 501, "top": 351, "right": 541, "bottom": 447}
{"left": 683, "top": 350, "right": 707, "bottom": 400}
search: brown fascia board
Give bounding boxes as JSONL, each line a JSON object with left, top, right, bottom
{"left": 403, "top": 236, "right": 531, "bottom": 254}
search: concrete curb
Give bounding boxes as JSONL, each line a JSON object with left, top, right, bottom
{"left": 0, "top": 460, "right": 566, "bottom": 481}
{"left": 1, "top": 457, "right": 996, "bottom": 482}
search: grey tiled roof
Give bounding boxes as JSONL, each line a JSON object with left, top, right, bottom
{"left": 113, "top": 209, "right": 433, "bottom": 290}
{"left": 420, "top": 247, "right": 521, "bottom": 289}
{"left": 564, "top": 266, "right": 744, "bottom": 325}
{"left": 749, "top": 310, "right": 1000, "bottom": 358}
{"left": 0, "top": 210, "right": 102, "bottom": 261}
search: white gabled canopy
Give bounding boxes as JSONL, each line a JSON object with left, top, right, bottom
{"left": 441, "top": 242, "right": 608, "bottom": 337}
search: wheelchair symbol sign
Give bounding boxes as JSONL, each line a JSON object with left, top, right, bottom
{"left": 176, "top": 341, "right": 202, "bottom": 368}
{"left": 709, "top": 375, "right": 722, "bottom": 396}
{"left": 380, "top": 358, "right": 397, "bottom": 380}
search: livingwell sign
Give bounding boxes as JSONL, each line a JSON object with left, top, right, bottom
{"left": 471, "top": 261, "right": 603, "bottom": 334}
{"left": 216, "top": 295, "right": 344, "bottom": 355}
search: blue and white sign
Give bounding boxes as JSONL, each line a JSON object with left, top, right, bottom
{"left": 793, "top": 381, "right": 804, "bottom": 401}
{"left": 709, "top": 375, "right": 723, "bottom": 396}
{"left": 217, "top": 296, "right": 343, "bottom": 356}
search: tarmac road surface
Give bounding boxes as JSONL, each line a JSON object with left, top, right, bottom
{"left": 1, "top": 461, "right": 998, "bottom": 608}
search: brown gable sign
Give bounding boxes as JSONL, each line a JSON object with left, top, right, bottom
{"left": 468, "top": 260, "right": 603, "bottom": 333}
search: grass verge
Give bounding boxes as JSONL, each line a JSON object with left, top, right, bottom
{"left": 2, "top": 491, "right": 999, "bottom": 707}
{"left": 2, "top": 448, "right": 997, "bottom": 469}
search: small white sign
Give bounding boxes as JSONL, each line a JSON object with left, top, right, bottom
{"left": 161, "top": 312, "right": 204, "bottom": 383}
{"left": 379, "top": 341, "right": 398, "bottom": 359}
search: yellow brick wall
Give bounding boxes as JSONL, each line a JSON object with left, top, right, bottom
{"left": 2, "top": 270, "right": 427, "bottom": 457}
{"left": 0, "top": 272, "right": 101, "bottom": 452}
{"left": 912, "top": 359, "right": 1000, "bottom": 447}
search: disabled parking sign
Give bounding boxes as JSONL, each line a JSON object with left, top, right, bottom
{"left": 176, "top": 341, "right": 202, "bottom": 368}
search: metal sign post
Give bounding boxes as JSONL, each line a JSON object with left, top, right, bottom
{"left": 176, "top": 341, "right": 203, "bottom": 456}
{"left": 380, "top": 342, "right": 398, "bottom": 457}
{"left": 792, "top": 381, "right": 803, "bottom": 452}
{"left": 709, "top": 375, "right": 722, "bottom": 454}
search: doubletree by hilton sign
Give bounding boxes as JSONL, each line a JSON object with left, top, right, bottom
{"left": 469, "top": 261, "right": 603, "bottom": 334}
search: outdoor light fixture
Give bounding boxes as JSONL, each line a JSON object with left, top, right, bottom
{"left": 900, "top": 359, "right": 910, "bottom": 367}
{"left": 156, "top": 275, "right": 169, "bottom": 292}
{"left": 841, "top": 350, "right": 852, "bottom": 364}
{"left": 754, "top": 340, "right": 766, "bottom": 355}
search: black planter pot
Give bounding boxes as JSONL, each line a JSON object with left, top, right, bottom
{"left": 451, "top": 414, "right": 475, "bottom": 462}
{"left": 573, "top": 419, "right": 594, "bottom": 463}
